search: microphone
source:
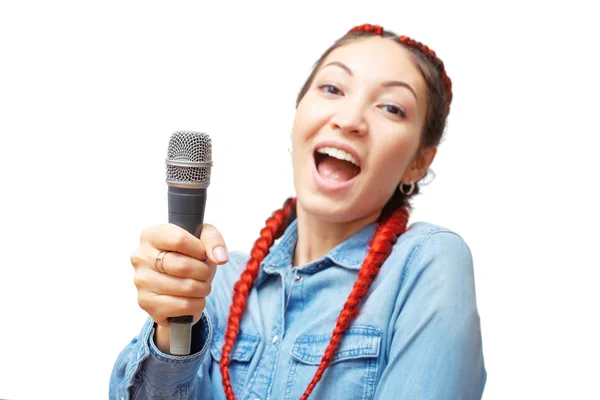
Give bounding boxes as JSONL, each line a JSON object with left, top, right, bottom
{"left": 165, "top": 130, "right": 213, "bottom": 355}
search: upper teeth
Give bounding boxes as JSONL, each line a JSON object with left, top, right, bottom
{"left": 316, "top": 147, "right": 359, "bottom": 166}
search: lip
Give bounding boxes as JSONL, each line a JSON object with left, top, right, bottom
{"left": 312, "top": 140, "right": 362, "bottom": 192}
{"left": 313, "top": 140, "right": 362, "bottom": 167}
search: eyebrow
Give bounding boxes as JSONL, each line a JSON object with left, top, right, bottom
{"left": 321, "top": 61, "right": 418, "bottom": 101}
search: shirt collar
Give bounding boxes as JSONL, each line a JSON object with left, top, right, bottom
{"left": 255, "top": 218, "right": 378, "bottom": 287}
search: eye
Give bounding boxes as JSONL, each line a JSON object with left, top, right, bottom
{"left": 319, "top": 84, "right": 343, "bottom": 96}
{"left": 379, "top": 104, "right": 407, "bottom": 118}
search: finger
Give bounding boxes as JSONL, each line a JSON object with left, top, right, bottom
{"left": 155, "top": 251, "right": 214, "bottom": 281}
{"left": 139, "top": 293, "right": 206, "bottom": 324}
{"left": 134, "top": 268, "right": 212, "bottom": 298}
{"left": 200, "top": 223, "right": 229, "bottom": 265}
{"left": 141, "top": 224, "right": 207, "bottom": 261}
{"left": 153, "top": 273, "right": 212, "bottom": 298}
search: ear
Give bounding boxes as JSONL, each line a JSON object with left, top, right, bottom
{"left": 401, "top": 146, "right": 437, "bottom": 183}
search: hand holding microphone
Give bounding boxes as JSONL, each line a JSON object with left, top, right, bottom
{"left": 130, "top": 221, "right": 228, "bottom": 354}
{"left": 130, "top": 131, "right": 227, "bottom": 355}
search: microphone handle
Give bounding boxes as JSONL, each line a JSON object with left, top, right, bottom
{"left": 167, "top": 186, "right": 207, "bottom": 355}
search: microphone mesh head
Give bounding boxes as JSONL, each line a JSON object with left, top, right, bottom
{"left": 166, "top": 131, "right": 212, "bottom": 188}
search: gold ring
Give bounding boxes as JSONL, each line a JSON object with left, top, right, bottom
{"left": 155, "top": 251, "right": 169, "bottom": 273}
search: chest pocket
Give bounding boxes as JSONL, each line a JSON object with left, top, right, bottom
{"left": 210, "top": 329, "right": 260, "bottom": 397}
{"left": 286, "top": 325, "right": 382, "bottom": 400}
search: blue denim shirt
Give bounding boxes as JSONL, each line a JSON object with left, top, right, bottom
{"left": 110, "top": 219, "right": 486, "bottom": 399}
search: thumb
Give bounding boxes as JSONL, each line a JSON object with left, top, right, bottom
{"left": 200, "top": 223, "right": 229, "bottom": 265}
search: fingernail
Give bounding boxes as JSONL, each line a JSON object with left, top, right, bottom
{"left": 213, "top": 246, "right": 229, "bottom": 263}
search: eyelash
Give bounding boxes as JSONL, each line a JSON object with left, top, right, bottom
{"left": 379, "top": 104, "right": 407, "bottom": 118}
{"left": 319, "top": 84, "right": 343, "bottom": 96}
{"left": 318, "top": 84, "right": 407, "bottom": 119}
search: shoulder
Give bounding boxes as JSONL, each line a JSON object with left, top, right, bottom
{"left": 399, "top": 220, "right": 470, "bottom": 246}
{"left": 393, "top": 220, "right": 473, "bottom": 269}
{"left": 385, "top": 221, "right": 477, "bottom": 303}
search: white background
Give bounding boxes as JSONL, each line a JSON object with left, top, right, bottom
{"left": 1, "top": 1, "right": 598, "bottom": 399}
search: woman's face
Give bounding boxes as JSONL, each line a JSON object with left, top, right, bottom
{"left": 292, "top": 36, "right": 434, "bottom": 224}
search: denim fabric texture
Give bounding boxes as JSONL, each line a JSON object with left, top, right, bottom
{"left": 110, "top": 219, "right": 487, "bottom": 399}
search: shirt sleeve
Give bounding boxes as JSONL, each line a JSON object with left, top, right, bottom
{"left": 109, "top": 311, "right": 214, "bottom": 400}
{"left": 374, "top": 231, "right": 487, "bottom": 400}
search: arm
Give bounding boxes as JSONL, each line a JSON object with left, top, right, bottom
{"left": 109, "top": 312, "right": 214, "bottom": 400}
{"left": 374, "top": 231, "right": 486, "bottom": 400}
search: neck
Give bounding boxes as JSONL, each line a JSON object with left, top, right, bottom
{"left": 292, "top": 204, "right": 379, "bottom": 267}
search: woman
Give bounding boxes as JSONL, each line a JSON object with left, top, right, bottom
{"left": 110, "top": 24, "right": 486, "bottom": 399}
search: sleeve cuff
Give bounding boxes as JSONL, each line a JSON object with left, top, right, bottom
{"left": 140, "top": 312, "right": 212, "bottom": 390}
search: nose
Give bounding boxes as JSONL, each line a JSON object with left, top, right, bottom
{"left": 330, "top": 98, "right": 368, "bottom": 137}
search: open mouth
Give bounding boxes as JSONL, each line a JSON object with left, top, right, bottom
{"left": 314, "top": 146, "right": 361, "bottom": 182}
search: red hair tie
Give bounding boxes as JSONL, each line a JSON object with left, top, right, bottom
{"left": 349, "top": 23, "right": 384, "bottom": 35}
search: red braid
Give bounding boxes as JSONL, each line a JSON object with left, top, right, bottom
{"left": 299, "top": 206, "right": 409, "bottom": 400}
{"left": 219, "top": 197, "right": 296, "bottom": 400}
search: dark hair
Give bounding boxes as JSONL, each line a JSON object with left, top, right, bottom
{"left": 219, "top": 24, "right": 453, "bottom": 400}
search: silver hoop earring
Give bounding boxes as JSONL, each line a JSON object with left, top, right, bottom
{"left": 399, "top": 181, "right": 415, "bottom": 195}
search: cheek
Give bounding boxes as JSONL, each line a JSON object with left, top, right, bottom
{"left": 290, "top": 106, "right": 314, "bottom": 168}
{"left": 292, "top": 96, "right": 331, "bottom": 140}
{"left": 370, "top": 134, "right": 419, "bottom": 183}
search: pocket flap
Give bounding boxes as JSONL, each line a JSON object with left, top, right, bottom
{"left": 290, "top": 325, "right": 382, "bottom": 365}
{"left": 210, "top": 329, "right": 260, "bottom": 362}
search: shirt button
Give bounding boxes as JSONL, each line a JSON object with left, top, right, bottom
{"left": 294, "top": 275, "right": 302, "bottom": 282}
{"left": 272, "top": 335, "right": 279, "bottom": 344}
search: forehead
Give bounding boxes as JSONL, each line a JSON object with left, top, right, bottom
{"left": 319, "top": 36, "right": 427, "bottom": 100}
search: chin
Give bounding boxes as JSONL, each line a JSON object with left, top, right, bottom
{"left": 295, "top": 190, "right": 379, "bottom": 225}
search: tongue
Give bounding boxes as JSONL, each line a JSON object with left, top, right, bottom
{"left": 317, "top": 156, "right": 359, "bottom": 182}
